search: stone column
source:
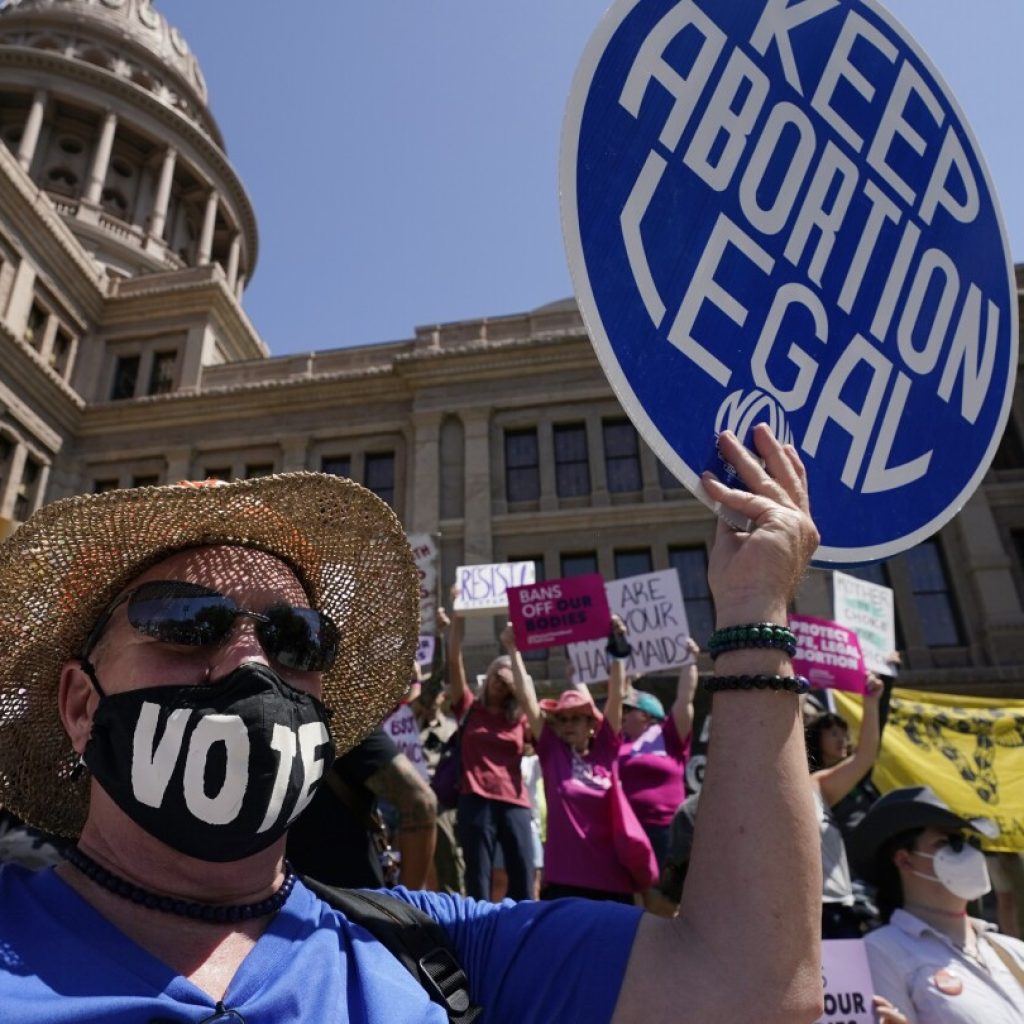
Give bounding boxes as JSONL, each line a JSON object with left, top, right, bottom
{"left": 538, "top": 419, "right": 557, "bottom": 511}
{"left": 197, "top": 190, "right": 218, "bottom": 265}
{"left": 280, "top": 437, "right": 308, "bottom": 472}
{"left": 5, "top": 260, "right": 36, "bottom": 336}
{"left": 587, "top": 413, "right": 609, "bottom": 506}
{"left": 37, "top": 313, "right": 58, "bottom": 362}
{"left": 0, "top": 444, "right": 27, "bottom": 520}
{"left": 226, "top": 233, "right": 241, "bottom": 290}
{"left": 410, "top": 411, "right": 442, "bottom": 534}
{"left": 640, "top": 443, "right": 660, "bottom": 501}
{"left": 61, "top": 334, "right": 80, "bottom": 383}
{"left": 16, "top": 89, "right": 47, "bottom": 171}
{"left": 148, "top": 146, "right": 177, "bottom": 240}
{"left": 952, "top": 493, "right": 1024, "bottom": 661}
{"left": 84, "top": 110, "right": 118, "bottom": 205}
{"left": 235, "top": 274, "right": 247, "bottom": 301}
{"left": 164, "top": 448, "right": 194, "bottom": 483}
{"left": 31, "top": 462, "right": 51, "bottom": 516}
{"left": 461, "top": 409, "right": 495, "bottom": 651}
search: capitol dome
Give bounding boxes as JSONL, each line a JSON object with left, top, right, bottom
{"left": 0, "top": 0, "right": 214, "bottom": 138}
{"left": 0, "top": 0, "right": 256, "bottom": 285}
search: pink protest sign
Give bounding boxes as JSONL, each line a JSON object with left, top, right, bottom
{"left": 508, "top": 574, "right": 610, "bottom": 650}
{"left": 791, "top": 615, "right": 866, "bottom": 693}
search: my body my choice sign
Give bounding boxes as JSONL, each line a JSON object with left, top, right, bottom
{"left": 561, "top": 0, "right": 1017, "bottom": 563}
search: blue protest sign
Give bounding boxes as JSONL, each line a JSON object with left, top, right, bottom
{"left": 560, "top": 0, "right": 1017, "bottom": 563}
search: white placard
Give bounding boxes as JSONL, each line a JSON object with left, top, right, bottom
{"left": 415, "top": 635, "right": 436, "bottom": 668}
{"left": 815, "top": 940, "right": 875, "bottom": 1024}
{"left": 407, "top": 532, "right": 439, "bottom": 634}
{"left": 833, "top": 571, "right": 897, "bottom": 676}
{"left": 453, "top": 562, "right": 536, "bottom": 616}
{"left": 380, "top": 703, "right": 429, "bottom": 781}
{"left": 566, "top": 569, "right": 690, "bottom": 684}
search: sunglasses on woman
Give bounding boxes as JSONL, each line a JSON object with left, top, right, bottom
{"left": 84, "top": 579, "right": 340, "bottom": 672}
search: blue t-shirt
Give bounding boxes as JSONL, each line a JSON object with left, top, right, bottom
{"left": 0, "top": 864, "right": 642, "bottom": 1022}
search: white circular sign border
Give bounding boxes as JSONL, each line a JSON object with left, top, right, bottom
{"left": 559, "top": 0, "right": 1019, "bottom": 564}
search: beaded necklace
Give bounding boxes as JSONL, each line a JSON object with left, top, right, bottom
{"left": 64, "top": 845, "right": 296, "bottom": 924}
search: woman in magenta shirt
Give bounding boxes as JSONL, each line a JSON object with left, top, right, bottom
{"left": 448, "top": 611, "right": 534, "bottom": 901}
{"left": 500, "top": 625, "right": 638, "bottom": 903}
{"left": 606, "top": 638, "right": 698, "bottom": 871}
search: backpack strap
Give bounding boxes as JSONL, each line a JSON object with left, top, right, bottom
{"left": 302, "top": 876, "right": 483, "bottom": 1024}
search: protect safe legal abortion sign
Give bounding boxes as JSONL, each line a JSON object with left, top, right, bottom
{"left": 561, "top": 0, "right": 1017, "bottom": 563}
{"left": 790, "top": 613, "right": 866, "bottom": 692}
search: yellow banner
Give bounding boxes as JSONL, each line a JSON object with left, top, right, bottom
{"left": 834, "top": 687, "right": 1024, "bottom": 852}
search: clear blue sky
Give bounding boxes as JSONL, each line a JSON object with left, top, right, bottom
{"left": 167, "top": 1, "right": 1024, "bottom": 358}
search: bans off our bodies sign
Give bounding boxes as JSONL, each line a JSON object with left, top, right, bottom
{"left": 561, "top": 0, "right": 1017, "bottom": 563}
{"left": 507, "top": 574, "right": 612, "bottom": 650}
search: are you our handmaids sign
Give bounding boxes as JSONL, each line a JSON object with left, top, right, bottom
{"left": 560, "top": 0, "right": 1017, "bottom": 563}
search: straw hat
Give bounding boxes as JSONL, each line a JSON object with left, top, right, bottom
{"left": 0, "top": 472, "right": 419, "bottom": 837}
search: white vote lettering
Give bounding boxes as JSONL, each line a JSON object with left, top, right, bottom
{"left": 286, "top": 721, "right": 330, "bottom": 825}
{"left": 131, "top": 702, "right": 191, "bottom": 809}
{"left": 258, "top": 722, "right": 297, "bottom": 833}
{"left": 182, "top": 714, "right": 250, "bottom": 826}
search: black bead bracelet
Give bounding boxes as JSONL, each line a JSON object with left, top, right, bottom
{"left": 703, "top": 674, "right": 811, "bottom": 695}
{"left": 707, "top": 623, "right": 797, "bottom": 660}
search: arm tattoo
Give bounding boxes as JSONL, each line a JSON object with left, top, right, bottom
{"left": 365, "top": 753, "right": 437, "bottom": 831}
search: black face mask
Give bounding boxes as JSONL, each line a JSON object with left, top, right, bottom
{"left": 82, "top": 662, "right": 336, "bottom": 862}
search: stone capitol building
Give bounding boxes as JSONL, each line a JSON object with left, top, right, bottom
{"left": 0, "top": 0, "right": 1022, "bottom": 692}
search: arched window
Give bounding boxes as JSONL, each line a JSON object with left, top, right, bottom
{"left": 46, "top": 167, "right": 78, "bottom": 195}
{"left": 79, "top": 47, "right": 114, "bottom": 71}
{"left": 110, "top": 157, "right": 134, "bottom": 179}
{"left": 100, "top": 187, "right": 128, "bottom": 217}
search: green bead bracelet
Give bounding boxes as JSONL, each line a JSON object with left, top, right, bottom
{"left": 707, "top": 623, "right": 797, "bottom": 660}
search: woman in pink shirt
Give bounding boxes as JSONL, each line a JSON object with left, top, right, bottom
{"left": 606, "top": 637, "right": 699, "bottom": 872}
{"left": 500, "top": 625, "right": 638, "bottom": 904}
{"left": 447, "top": 611, "right": 534, "bottom": 901}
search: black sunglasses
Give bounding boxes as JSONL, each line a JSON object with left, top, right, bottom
{"left": 85, "top": 580, "right": 339, "bottom": 672}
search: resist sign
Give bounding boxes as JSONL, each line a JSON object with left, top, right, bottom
{"left": 561, "top": 0, "right": 1017, "bottom": 563}
{"left": 453, "top": 562, "right": 536, "bottom": 616}
{"left": 507, "top": 574, "right": 611, "bottom": 650}
{"left": 791, "top": 614, "right": 866, "bottom": 692}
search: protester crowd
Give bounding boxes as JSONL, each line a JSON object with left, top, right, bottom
{"left": 0, "top": 442, "right": 1021, "bottom": 1022}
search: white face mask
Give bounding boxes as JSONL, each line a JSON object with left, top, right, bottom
{"left": 911, "top": 842, "right": 991, "bottom": 901}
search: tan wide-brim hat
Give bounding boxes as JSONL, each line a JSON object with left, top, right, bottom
{"left": 0, "top": 472, "right": 419, "bottom": 837}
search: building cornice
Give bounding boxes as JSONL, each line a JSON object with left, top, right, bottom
{"left": 490, "top": 497, "right": 707, "bottom": 537}
{"left": 75, "top": 366, "right": 412, "bottom": 437}
{"left": 103, "top": 265, "right": 267, "bottom": 360}
{"left": 0, "top": 145, "right": 106, "bottom": 319}
{"left": 0, "top": 329, "right": 84, "bottom": 447}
